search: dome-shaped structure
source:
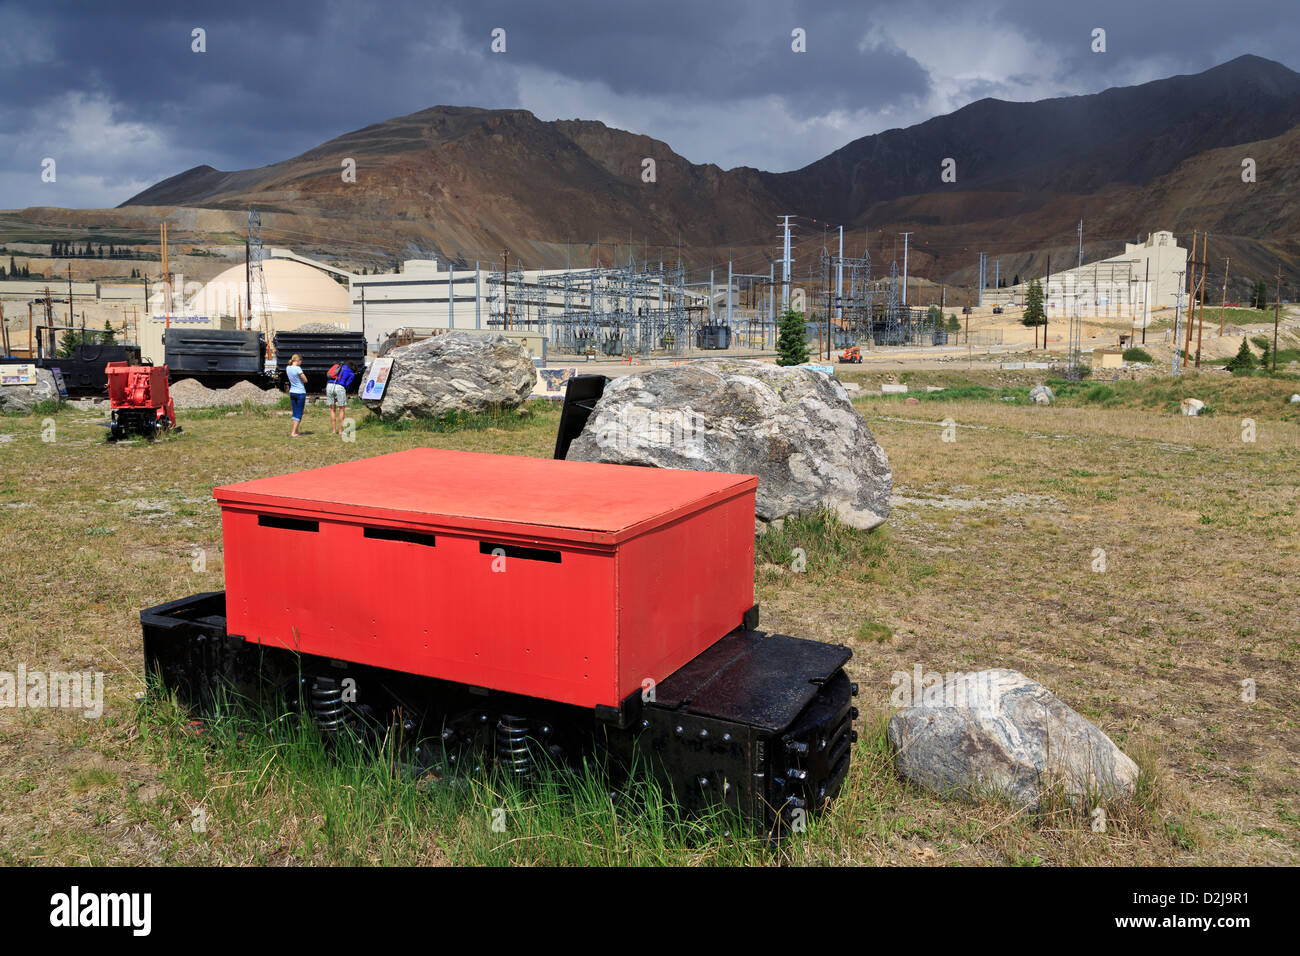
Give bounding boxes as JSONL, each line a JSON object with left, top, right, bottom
{"left": 185, "top": 258, "right": 350, "bottom": 330}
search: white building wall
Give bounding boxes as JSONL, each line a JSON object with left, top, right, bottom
{"left": 988, "top": 231, "right": 1188, "bottom": 320}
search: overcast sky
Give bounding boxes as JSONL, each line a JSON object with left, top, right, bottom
{"left": 1, "top": 0, "right": 1296, "bottom": 209}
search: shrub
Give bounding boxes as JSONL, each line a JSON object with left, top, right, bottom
{"left": 1122, "top": 347, "right": 1153, "bottom": 363}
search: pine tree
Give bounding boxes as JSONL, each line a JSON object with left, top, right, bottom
{"left": 1021, "top": 278, "right": 1046, "bottom": 326}
{"left": 1225, "top": 338, "right": 1256, "bottom": 373}
{"left": 776, "top": 307, "right": 810, "bottom": 367}
{"left": 58, "top": 329, "right": 84, "bottom": 357}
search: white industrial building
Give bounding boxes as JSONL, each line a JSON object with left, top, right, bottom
{"left": 986, "top": 231, "right": 1188, "bottom": 320}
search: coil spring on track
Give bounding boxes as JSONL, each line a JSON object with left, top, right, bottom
{"left": 495, "top": 714, "right": 532, "bottom": 776}
{"left": 309, "top": 676, "right": 349, "bottom": 733}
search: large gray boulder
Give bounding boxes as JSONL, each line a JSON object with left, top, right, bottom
{"left": 0, "top": 367, "right": 60, "bottom": 414}
{"left": 567, "top": 360, "right": 892, "bottom": 529}
{"left": 887, "top": 669, "right": 1139, "bottom": 809}
{"left": 367, "top": 333, "right": 536, "bottom": 421}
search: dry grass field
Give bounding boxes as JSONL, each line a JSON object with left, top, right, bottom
{"left": 0, "top": 370, "right": 1296, "bottom": 865}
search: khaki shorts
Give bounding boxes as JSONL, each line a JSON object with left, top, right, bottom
{"left": 325, "top": 383, "right": 347, "bottom": 407}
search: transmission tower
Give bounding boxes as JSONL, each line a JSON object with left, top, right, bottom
{"left": 247, "top": 210, "right": 272, "bottom": 339}
{"left": 1067, "top": 220, "right": 1084, "bottom": 379}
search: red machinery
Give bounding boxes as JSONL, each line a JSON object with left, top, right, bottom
{"left": 143, "top": 446, "right": 857, "bottom": 832}
{"left": 105, "top": 362, "right": 176, "bottom": 440}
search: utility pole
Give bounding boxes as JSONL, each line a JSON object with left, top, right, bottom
{"left": 360, "top": 285, "right": 366, "bottom": 338}
{"left": 1184, "top": 231, "right": 1198, "bottom": 364}
{"left": 1044, "top": 254, "right": 1051, "bottom": 349}
{"left": 501, "top": 249, "right": 510, "bottom": 331}
{"left": 780, "top": 215, "right": 793, "bottom": 311}
{"left": 67, "top": 263, "right": 74, "bottom": 327}
{"left": 1172, "top": 271, "right": 1185, "bottom": 375}
{"left": 1195, "top": 235, "right": 1208, "bottom": 367}
{"left": 836, "top": 226, "right": 844, "bottom": 322}
{"left": 475, "top": 260, "right": 481, "bottom": 330}
{"left": 727, "top": 251, "right": 733, "bottom": 327}
{"left": 769, "top": 262, "right": 775, "bottom": 345}
{"left": 448, "top": 261, "right": 455, "bottom": 330}
{"left": 1219, "top": 258, "right": 1230, "bottom": 335}
{"left": 1067, "top": 222, "right": 1084, "bottom": 376}
{"left": 1142, "top": 259, "right": 1150, "bottom": 345}
{"left": 162, "top": 221, "right": 170, "bottom": 330}
{"left": 1275, "top": 262, "right": 1283, "bottom": 372}
{"left": 245, "top": 235, "right": 252, "bottom": 329}
{"left": 900, "top": 232, "right": 912, "bottom": 306}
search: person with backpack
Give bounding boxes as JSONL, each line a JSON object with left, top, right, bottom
{"left": 285, "top": 354, "right": 308, "bottom": 438}
{"left": 324, "top": 361, "right": 354, "bottom": 435}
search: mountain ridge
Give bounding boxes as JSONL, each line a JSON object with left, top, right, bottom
{"left": 96, "top": 54, "right": 1300, "bottom": 283}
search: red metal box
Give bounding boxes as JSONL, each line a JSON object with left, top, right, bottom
{"left": 214, "top": 448, "right": 757, "bottom": 710}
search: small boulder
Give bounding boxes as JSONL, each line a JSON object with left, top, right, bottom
{"left": 367, "top": 332, "right": 536, "bottom": 421}
{"left": 1180, "top": 398, "right": 1205, "bottom": 416}
{"left": 567, "top": 360, "right": 892, "bottom": 529}
{"left": 0, "top": 367, "right": 60, "bottom": 414}
{"left": 887, "top": 669, "right": 1140, "bottom": 810}
{"left": 1029, "top": 384, "right": 1054, "bottom": 406}
{"left": 1289, "top": 394, "right": 1300, "bottom": 404}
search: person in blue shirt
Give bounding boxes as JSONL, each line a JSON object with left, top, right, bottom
{"left": 285, "top": 354, "right": 307, "bottom": 437}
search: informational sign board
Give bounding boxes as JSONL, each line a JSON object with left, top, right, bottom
{"left": 535, "top": 367, "right": 576, "bottom": 397}
{"left": 361, "top": 357, "right": 394, "bottom": 402}
{"left": 796, "top": 364, "right": 836, "bottom": 378}
{"left": 0, "top": 363, "right": 38, "bottom": 386}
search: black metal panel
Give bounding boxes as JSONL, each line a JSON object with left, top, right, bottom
{"left": 553, "top": 374, "right": 608, "bottom": 460}
{"left": 37, "top": 343, "right": 141, "bottom": 392}
{"left": 164, "top": 329, "right": 265, "bottom": 378}
{"left": 651, "top": 628, "right": 850, "bottom": 733}
{"left": 272, "top": 331, "right": 366, "bottom": 393}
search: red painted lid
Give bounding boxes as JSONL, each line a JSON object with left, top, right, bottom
{"left": 214, "top": 448, "right": 757, "bottom": 545}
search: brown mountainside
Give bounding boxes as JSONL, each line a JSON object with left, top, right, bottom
{"left": 16, "top": 55, "right": 1296, "bottom": 286}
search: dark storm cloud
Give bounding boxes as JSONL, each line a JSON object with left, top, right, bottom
{"left": 456, "top": 0, "right": 931, "bottom": 113}
{"left": 0, "top": 0, "right": 1295, "bottom": 208}
{"left": 986, "top": 0, "right": 1300, "bottom": 86}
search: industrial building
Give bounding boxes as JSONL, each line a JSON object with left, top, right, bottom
{"left": 985, "top": 231, "right": 1187, "bottom": 320}
{"left": 135, "top": 257, "right": 350, "bottom": 362}
{"left": 349, "top": 259, "right": 718, "bottom": 357}
{"left": 0, "top": 248, "right": 351, "bottom": 360}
